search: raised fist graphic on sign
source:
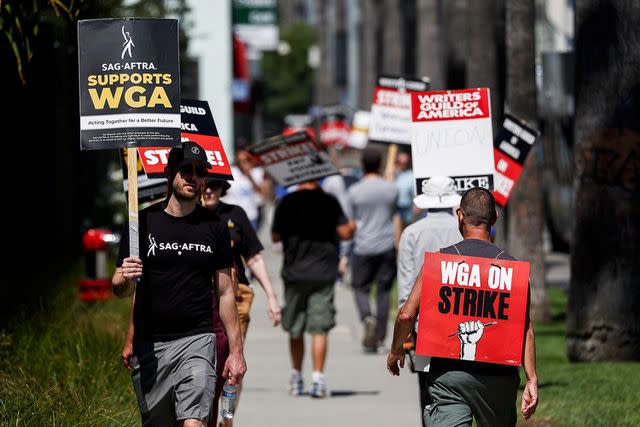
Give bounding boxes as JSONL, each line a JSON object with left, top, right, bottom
{"left": 456, "top": 320, "right": 491, "bottom": 361}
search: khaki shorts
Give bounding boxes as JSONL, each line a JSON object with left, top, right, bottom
{"left": 235, "top": 283, "right": 254, "bottom": 339}
{"left": 282, "top": 282, "right": 336, "bottom": 338}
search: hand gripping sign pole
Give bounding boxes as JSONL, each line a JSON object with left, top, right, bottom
{"left": 78, "top": 18, "right": 181, "bottom": 270}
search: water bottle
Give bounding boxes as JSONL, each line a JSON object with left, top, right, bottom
{"left": 220, "top": 381, "right": 238, "bottom": 420}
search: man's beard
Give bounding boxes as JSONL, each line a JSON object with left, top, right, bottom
{"left": 173, "top": 182, "right": 197, "bottom": 201}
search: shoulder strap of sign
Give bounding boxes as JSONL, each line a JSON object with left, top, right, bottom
{"left": 452, "top": 244, "right": 461, "bottom": 255}
{"left": 495, "top": 250, "right": 504, "bottom": 260}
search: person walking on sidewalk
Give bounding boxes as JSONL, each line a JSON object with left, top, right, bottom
{"left": 202, "top": 179, "right": 281, "bottom": 427}
{"left": 348, "top": 147, "right": 400, "bottom": 353}
{"left": 394, "top": 150, "right": 415, "bottom": 226}
{"left": 223, "top": 147, "right": 270, "bottom": 231}
{"left": 387, "top": 187, "right": 538, "bottom": 427}
{"left": 272, "top": 180, "right": 355, "bottom": 398}
{"left": 113, "top": 141, "right": 247, "bottom": 427}
{"left": 397, "top": 176, "right": 462, "bottom": 426}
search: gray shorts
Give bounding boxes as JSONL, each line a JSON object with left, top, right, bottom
{"left": 424, "top": 370, "right": 519, "bottom": 427}
{"left": 131, "top": 333, "right": 216, "bottom": 426}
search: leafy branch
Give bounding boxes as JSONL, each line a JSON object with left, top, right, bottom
{"left": 0, "top": 0, "right": 79, "bottom": 84}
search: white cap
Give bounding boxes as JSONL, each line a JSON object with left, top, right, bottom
{"left": 413, "top": 176, "right": 462, "bottom": 209}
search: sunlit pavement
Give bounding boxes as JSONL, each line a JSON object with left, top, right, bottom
{"left": 234, "top": 206, "right": 420, "bottom": 426}
{"left": 234, "top": 205, "right": 570, "bottom": 426}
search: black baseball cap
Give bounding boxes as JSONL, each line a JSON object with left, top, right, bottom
{"left": 167, "top": 141, "right": 212, "bottom": 169}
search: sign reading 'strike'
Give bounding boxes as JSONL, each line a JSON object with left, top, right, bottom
{"left": 416, "top": 252, "right": 530, "bottom": 366}
{"left": 78, "top": 18, "right": 181, "bottom": 150}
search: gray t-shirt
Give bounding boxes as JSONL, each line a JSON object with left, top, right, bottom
{"left": 322, "top": 174, "right": 352, "bottom": 218}
{"left": 348, "top": 176, "right": 398, "bottom": 255}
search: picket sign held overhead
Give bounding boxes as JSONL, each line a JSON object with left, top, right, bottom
{"left": 248, "top": 130, "right": 339, "bottom": 187}
{"left": 347, "top": 111, "right": 370, "bottom": 149}
{"left": 78, "top": 18, "right": 181, "bottom": 260}
{"left": 120, "top": 100, "right": 233, "bottom": 203}
{"left": 410, "top": 88, "right": 495, "bottom": 194}
{"left": 492, "top": 114, "right": 540, "bottom": 206}
{"left": 416, "top": 253, "right": 530, "bottom": 366}
{"left": 78, "top": 18, "right": 181, "bottom": 151}
{"left": 139, "top": 99, "right": 233, "bottom": 181}
{"left": 368, "top": 75, "right": 430, "bottom": 145}
{"left": 320, "top": 116, "right": 351, "bottom": 147}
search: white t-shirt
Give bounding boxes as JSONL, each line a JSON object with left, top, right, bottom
{"left": 222, "top": 166, "right": 264, "bottom": 222}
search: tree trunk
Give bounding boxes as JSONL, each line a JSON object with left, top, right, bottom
{"left": 505, "top": 0, "right": 550, "bottom": 323}
{"left": 416, "top": 0, "right": 444, "bottom": 89}
{"left": 466, "top": 0, "right": 503, "bottom": 132}
{"left": 442, "top": 0, "right": 467, "bottom": 89}
{"left": 359, "top": 0, "right": 379, "bottom": 108}
{"left": 381, "top": 0, "right": 403, "bottom": 75}
{"left": 567, "top": 0, "right": 640, "bottom": 361}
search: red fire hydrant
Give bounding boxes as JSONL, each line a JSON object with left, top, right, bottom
{"left": 79, "top": 228, "right": 118, "bottom": 302}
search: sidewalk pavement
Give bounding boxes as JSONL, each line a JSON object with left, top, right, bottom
{"left": 233, "top": 238, "right": 421, "bottom": 426}
{"left": 232, "top": 209, "right": 572, "bottom": 426}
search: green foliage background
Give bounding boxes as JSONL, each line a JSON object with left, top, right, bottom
{"left": 262, "top": 23, "right": 315, "bottom": 123}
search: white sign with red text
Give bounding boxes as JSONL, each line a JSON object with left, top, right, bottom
{"left": 368, "top": 76, "right": 430, "bottom": 145}
{"left": 411, "top": 88, "right": 495, "bottom": 194}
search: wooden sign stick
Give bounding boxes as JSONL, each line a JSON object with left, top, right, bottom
{"left": 127, "top": 147, "right": 140, "bottom": 259}
{"left": 384, "top": 143, "right": 398, "bottom": 182}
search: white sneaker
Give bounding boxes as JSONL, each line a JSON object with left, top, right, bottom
{"left": 310, "top": 380, "right": 328, "bottom": 398}
{"left": 288, "top": 373, "right": 304, "bottom": 396}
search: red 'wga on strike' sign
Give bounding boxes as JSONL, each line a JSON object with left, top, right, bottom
{"left": 416, "top": 252, "right": 529, "bottom": 366}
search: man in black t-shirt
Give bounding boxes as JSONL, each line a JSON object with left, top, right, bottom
{"left": 386, "top": 187, "right": 538, "bottom": 427}
{"left": 112, "top": 141, "right": 246, "bottom": 427}
{"left": 272, "top": 180, "right": 355, "bottom": 398}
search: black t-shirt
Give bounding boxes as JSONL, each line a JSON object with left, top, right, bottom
{"left": 429, "top": 238, "right": 520, "bottom": 378}
{"left": 272, "top": 188, "right": 347, "bottom": 284}
{"left": 214, "top": 201, "right": 264, "bottom": 285}
{"left": 117, "top": 203, "right": 233, "bottom": 342}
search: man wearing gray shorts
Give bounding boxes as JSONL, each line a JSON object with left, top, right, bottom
{"left": 113, "top": 141, "right": 246, "bottom": 426}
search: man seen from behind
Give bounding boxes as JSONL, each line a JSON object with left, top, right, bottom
{"left": 387, "top": 187, "right": 538, "bottom": 427}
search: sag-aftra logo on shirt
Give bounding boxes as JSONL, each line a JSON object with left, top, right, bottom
{"left": 147, "top": 234, "right": 213, "bottom": 256}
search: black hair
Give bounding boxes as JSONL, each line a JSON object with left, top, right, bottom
{"left": 204, "top": 180, "right": 229, "bottom": 197}
{"left": 361, "top": 147, "right": 382, "bottom": 174}
{"left": 459, "top": 187, "right": 497, "bottom": 228}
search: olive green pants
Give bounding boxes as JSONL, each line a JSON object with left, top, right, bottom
{"left": 424, "top": 370, "right": 520, "bottom": 427}
{"left": 282, "top": 282, "right": 336, "bottom": 338}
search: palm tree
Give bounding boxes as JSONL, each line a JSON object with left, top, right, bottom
{"left": 416, "top": 0, "right": 444, "bottom": 89}
{"left": 505, "top": 0, "right": 550, "bottom": 323}
{"left": 466, "top": 0, "right": 504, "bottom": 131}
{"left": 381, "top": 0, "right": 402, "bottom": 75}
{"left": 567, "top": 0, "right": 640, "bottom": 361}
